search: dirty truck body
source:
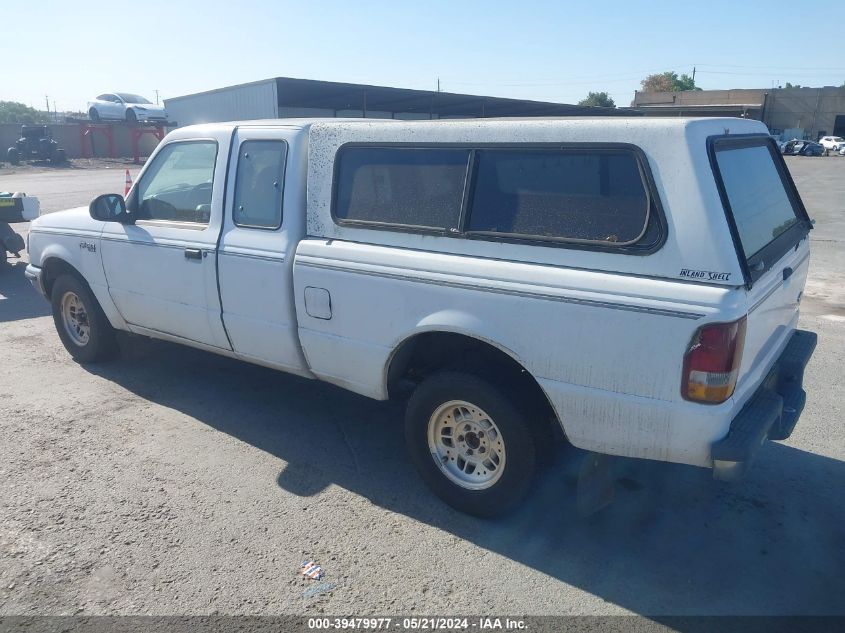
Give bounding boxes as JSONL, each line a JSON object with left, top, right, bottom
{"left": 25, "top": 117, "right": 816, "bottom": 516}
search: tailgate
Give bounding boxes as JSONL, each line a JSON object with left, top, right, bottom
{"left": 709, "top": 134, "right": 813, "bottom": 395}
{"left": 740, "top": 239, "right": 810, "bottom": 393}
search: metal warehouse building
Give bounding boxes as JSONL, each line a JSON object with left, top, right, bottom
{"left": 632, "top": 86, "right": 845, "bottom": 141}
{"left": 164, "top": 77, "right": 631, "bottom": 127}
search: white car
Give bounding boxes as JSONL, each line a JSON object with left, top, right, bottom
{"left": 818, "top": 136, "right": 845, "bottom": 152}
{"left": 87, "top": 93, "right": 168, "bottom": 123}
{"left": 24, "top": 117, "right": 816, "bottom": 517}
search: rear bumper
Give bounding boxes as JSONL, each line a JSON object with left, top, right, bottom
{"left": 712, "top": 329, "right": 817, "bottom": 481}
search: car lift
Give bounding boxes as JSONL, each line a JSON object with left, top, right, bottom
{"left": 67, "top": 118, "right": 175, "bottom": 165}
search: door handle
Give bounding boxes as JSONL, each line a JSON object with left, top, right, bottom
{"left": 184, "top": 248, "right": 203, "bottom": 261}
{"left": 783, "top": 267, "right": 793, "bottom": 281}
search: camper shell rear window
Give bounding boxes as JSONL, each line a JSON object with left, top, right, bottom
{"left": 708, "top": 135, "right": 812, "bottom": 287}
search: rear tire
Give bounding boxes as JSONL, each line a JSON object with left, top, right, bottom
{"left": 7, "top": 148, "right": 19, "bottom": 165}
{"left": 51, "top": 274, "right": 117, "bottom": 363}
{"left": 125, "top": 109, "right": 137, "bottom": 123}
{"left": 405, "top": 371, "right": 538, "bottom": 518}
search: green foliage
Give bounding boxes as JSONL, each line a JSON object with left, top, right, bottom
{"left": 0, "top": 101, "right": 50, "bottom": 124}
{"left": 784, "top": 82, "right": 802, "bottom": 89}
{"left": 640, "top": 71, "right": 702, "bottom": 93}
{"left": 578, "top": 92, "right": 616, "bottom": 108}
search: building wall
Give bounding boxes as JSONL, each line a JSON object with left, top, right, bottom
{"left": 633, "top": 89, "right": 767, "bottom": 106}
{"left": 277, "top": 106, "right": 335, "bottom": 118}
{"left": 764, "top": 87, "right": 845, "bottom": 139}
{"left": 632, "top": 87, "right": 845, "bottom": 140}
{"left": 164, "top": 79, "right": 278, "bottom": 126}
{"left": 1, "top": 123, "right": 162, "bottom": 160}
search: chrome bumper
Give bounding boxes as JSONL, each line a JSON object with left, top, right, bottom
{"left": 25, "top": 264, "right": 46, "bottom": 297}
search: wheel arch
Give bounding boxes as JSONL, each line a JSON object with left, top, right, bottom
{"left": 40, "top": 254, "right": 125, "bottom": 330}
{"left": 41, "top": 254, "right": 86, "bottom": 298}
{"left": 385, "top": 326, "right": 565, "bottom": 442}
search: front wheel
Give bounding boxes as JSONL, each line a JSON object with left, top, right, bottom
{"left": 51, "top": 274, "right": 117, "bottom": 363}
{"left": 89, "top": 108, "right": 100, "bottom": 122}
{"left": 405, "top": 371, "right": 538, "bottom": 518}
{"left": 125, "top": 109, "right": 137, "bottom": 123}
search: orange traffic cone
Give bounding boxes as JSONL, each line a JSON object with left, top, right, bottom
{"left": 124, "top": 169, "right": 132, "bottom": 196}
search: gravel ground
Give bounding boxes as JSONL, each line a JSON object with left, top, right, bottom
{"left": 0, "top": 157, "right": 843, "bottom": 617}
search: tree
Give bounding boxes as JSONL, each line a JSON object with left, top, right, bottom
{"left": 784, "top": 82, "right": 802, "bottom": 89}
{"left": 578, "top": 92, "right": 616, "bottom": 108}
{"left": 640, "top": 71, "right": 701, "bottom": 93}
{"left": 0, "top": 101, "right": 50, "bottom": 125}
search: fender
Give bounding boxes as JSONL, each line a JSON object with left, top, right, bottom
{"left": 38, "top": 243, "right": 127, "bottom": 330}
{"left": 383, "top": 309, "right": 525, "bottom": 395}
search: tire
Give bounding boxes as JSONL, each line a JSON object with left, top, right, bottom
{"left": 89, "top": 108, "right": 100, "bottom": 122}
{"left": 52, "top": 148, "right": 66, "bottom": 164}
{"left": 405, "top": 371, "right": 538, "bottom": 518}
{"left": 125, "top": 109, "right": 137, "bottom": 123}
{"left": 7, "top": 148, "right": 19, "bottom": 165}
{"left": 50, "top": 274, "right": 117, "bottom": 363}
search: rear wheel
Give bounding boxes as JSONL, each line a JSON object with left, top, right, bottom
{"left": 51, "top": 274, "right": 117, "bottom": 363}
{"left": 125, "top": 109, "right": 137, "bottom": 123}
{"left": 7, "top": 148, "right": 19, "bottom": 165}
{"left": 405, "top": 371, "right": 538, "bottom": 517}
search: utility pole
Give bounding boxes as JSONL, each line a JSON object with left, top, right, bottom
{"left": 45, "top": 95, "right": 50, "bottom": 113}
{"left": 692, "top": 66, "right": 696, "bottom": 84}
{"left": 155, "top": 89, "right": 160, "bottom": 105}
{"left": 437, "top": 77, "right": 441, "bottom": 92}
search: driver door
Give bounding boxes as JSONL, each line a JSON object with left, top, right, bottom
{"left": 100, "top": 138, "right": 231, "bottom": 349}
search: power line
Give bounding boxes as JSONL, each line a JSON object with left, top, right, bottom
{"left": 694, "top": 62, "right": 845, "bottom": 71}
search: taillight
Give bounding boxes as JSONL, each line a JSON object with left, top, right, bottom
{"left": 682, "top": 317, "right": 747, "bottom": 404}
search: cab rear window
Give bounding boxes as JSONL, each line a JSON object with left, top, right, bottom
{"left": 710, "top": 136, "right": 810, "bottom": 285}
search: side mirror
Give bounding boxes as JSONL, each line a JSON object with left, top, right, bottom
{"left": 89, "top": 194, "right": 133, "bottom": 223}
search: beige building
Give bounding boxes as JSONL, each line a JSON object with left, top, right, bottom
{"left": 632, "top": 86, "right": 845, "bottom": 140}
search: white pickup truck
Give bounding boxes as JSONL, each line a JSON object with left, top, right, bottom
{"left": 26, "top": 117, "right": 816, "bottom": 517}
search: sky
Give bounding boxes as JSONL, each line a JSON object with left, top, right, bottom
{"left": 2, "top": 0, "right": 844, "bottom": 113}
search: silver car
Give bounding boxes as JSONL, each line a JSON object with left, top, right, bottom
{"left": 87, "top": 93, "right": 168, "bottom": 123}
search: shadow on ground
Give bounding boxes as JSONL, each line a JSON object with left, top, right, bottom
{"left": 70, "top": 332, "right": 845, "bottom": 618}
{"left": 0, "top": 261, "right": 49, "bottom": 323}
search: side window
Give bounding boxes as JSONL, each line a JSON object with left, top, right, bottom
{"left": 232, "top": 140, "right": 287, "bottom": 229}
{"left": 334, "top": 147, "right": 470, "bottom": 229}
{"left": 467, "top": 149, "right": 651, "bottom": 244}
{"left": 135, "top": 141, "right": 218, "bottom": 224}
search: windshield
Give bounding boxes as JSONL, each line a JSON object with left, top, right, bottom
{"left": 116, "top": 93, "right": 152, "bottom": 104}
{"left": 833, "top": 137, "right": 845, "bottom": 142}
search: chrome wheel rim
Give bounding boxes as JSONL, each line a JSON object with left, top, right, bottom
{"left": 427, "top": 400, "right": 506, "bottom": 490}
{"left": 60, "top": 291, "right": 90, "bottom": 346}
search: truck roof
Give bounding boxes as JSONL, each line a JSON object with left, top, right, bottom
{"left": 173, "top": 116, "right": 766, "bottom": 138}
